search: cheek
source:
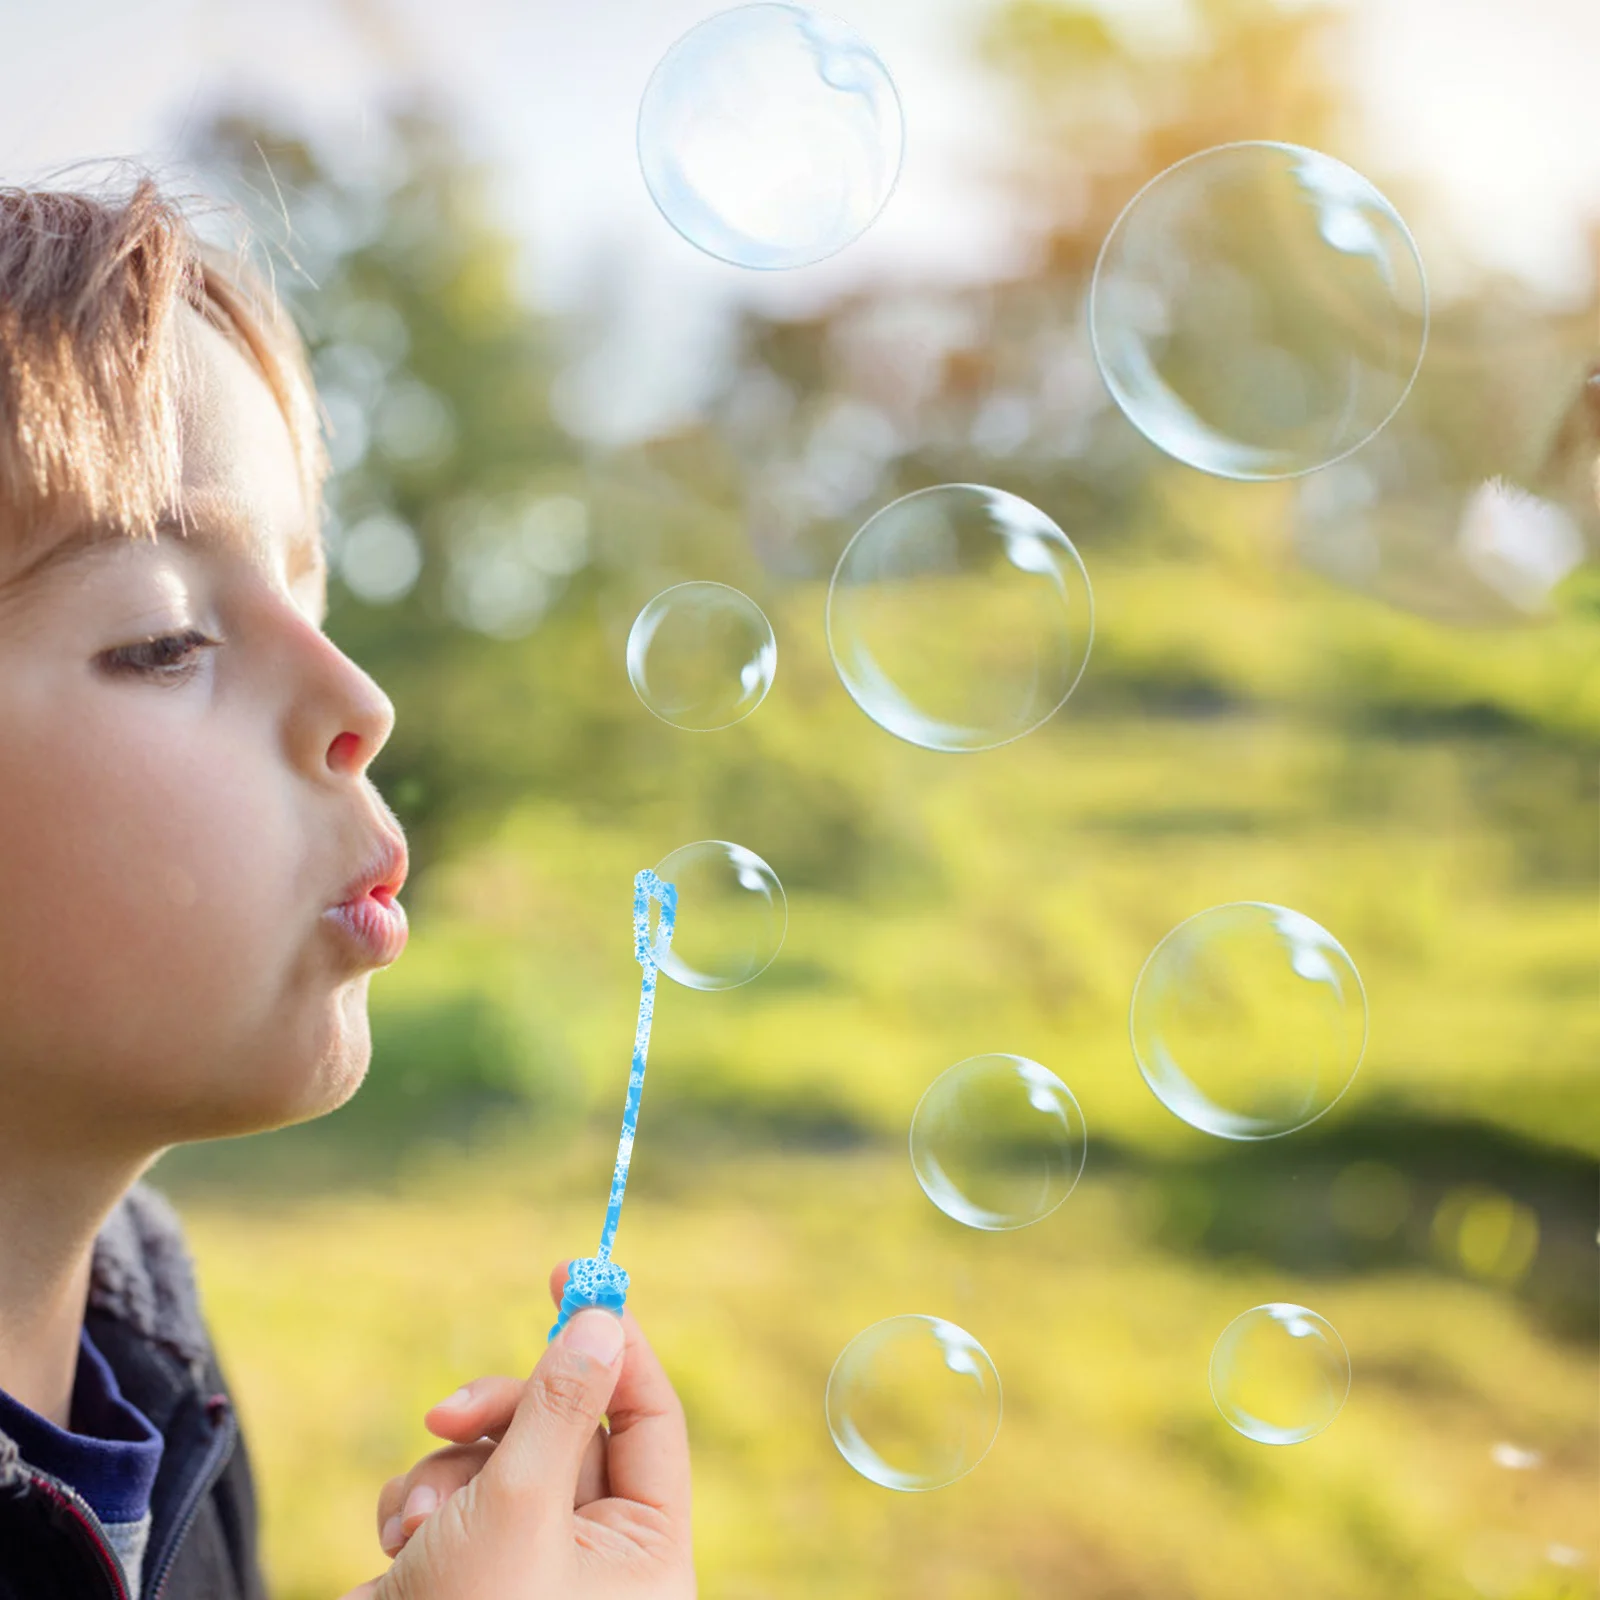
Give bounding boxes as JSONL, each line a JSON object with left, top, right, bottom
{"left": 0, "top": 699, "right": 296, "bottom": 988}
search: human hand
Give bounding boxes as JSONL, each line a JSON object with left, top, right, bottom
{"left": 339, "top": 1263, "right": 695, "bottom": 1599}
{"left": 371, "top": 1264, "right": 615, "bottom": 1559}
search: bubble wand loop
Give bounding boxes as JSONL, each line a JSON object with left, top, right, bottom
{"left": 548, "top": 868, "right": 677, "bottom": 1340}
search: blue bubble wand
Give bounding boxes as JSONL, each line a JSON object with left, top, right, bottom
{"left": 548, "top": 868, "right": 677, "bottom": 1340}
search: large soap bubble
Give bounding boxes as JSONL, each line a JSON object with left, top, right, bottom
{"left": 826, "top": 484, "right": 1094, "bottom": 752}
{"left": 910, "top": 1055, "right": 1086, "bottom": 1230}
{"left": 1130, "top": 902, "right": 1366, "bottom": 1140}
{"left": 1090, "top": 141, "right": 1428, "bottom": 479}
{"left": 651, "top": 840, "right": 786, "bottom": 990}
{"left": 637, "top": 3, "right": 904, "bottom": 270}
{"left": 627, "top": 582, "right": 776, "bottom": 731}
{"left": 1210, "top": 1303, "right": 1350, "bottom": 1445}
{"left": 826, "top": 1314, "right": 1002, "bottom": 1491}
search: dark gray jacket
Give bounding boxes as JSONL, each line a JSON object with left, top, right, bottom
{"left": 0, "top": 1181, "right": 268, "bottom": 1600}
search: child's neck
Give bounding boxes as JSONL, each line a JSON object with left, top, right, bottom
{"left": 0, "top": 1142, "right": 151, "bottom": 1429}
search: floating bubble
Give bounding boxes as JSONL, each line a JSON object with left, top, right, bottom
{"left": 651, "top": 840, "right": 785, "bottom": 989}
{"left": 1210, "top": 1303, "right": 1350, "bottom": 1445}
{"left": 826, "top": 484, "right": 1094, "bottom": 752}
{"left": 1131, "top": 902, "right": 1366, "bottom": 1140}
{"left": 910, "top": 1055, "right": 1086, "bottom": 1230}
{"left": 1090, "top": 141, "right": 1428, "bottom": 479}
{"left": 637, "top": 3, "right": 904, "bottom": 270}
{"left": 627, "top": 583, "right": 776, "bottom": 731}
{"left": 826, "top": 1314, "right": 1002, "bottom": 1491}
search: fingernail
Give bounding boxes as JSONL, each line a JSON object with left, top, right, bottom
{"left": 431, "top": 1385, "right": 472, "bottom": 1412}
{"left": 562, "top": 1308, "right": 625, "bottom": 1367}
{"left": 402, "top": 1483, "right": 438, "bottom": 1524}
{"left": 380, "top": 1514, "right": 402, "bottom": 1553}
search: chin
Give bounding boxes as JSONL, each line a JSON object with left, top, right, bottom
{"left": 218, "top": 978, "right": 377, "bottom": 1138}
{"left": 102, "top": 979, "right": 379, "bottom": 1149}
{"left": 299, "top": 978, "right": 377, "bottom": 1119}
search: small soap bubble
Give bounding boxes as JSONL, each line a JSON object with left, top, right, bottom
{"left": 827, "top": 484, "right": 1094, "bottom": 752}
{"left": 627, "top": 582, "right": 776, "bottom": 731}
{"left": 1131, "top": 902, "right": 1366, "bottom": 1140}
{"left": 1210, "top": 1303, "right": 1349, "bottom": 1445}
{"left": 910, "top": 1055, "right": 1086, "bottom": 1230}
{"left": 1090, "top": 141, "right": 1428, "bottom": 479}
{"left": 652, "top": 840, "right": 785, "bottom": 990}
{"left": 637, "top": 3, "right": 904, "bottom": 270}
{"left": 826, "top": 1314, "right": 1002, "bottom": 1491}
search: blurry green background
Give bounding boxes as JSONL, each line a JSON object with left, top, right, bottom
{"left": 138, "top": 1, "right": 1598, "bottom": 1594}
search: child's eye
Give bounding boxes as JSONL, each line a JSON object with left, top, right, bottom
{"left": 101, "top": 628, "right": 221, "bottom": 682}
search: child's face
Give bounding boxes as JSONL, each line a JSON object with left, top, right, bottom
{"left": 0, "top": 307, "right": 403, "bottom": 1157}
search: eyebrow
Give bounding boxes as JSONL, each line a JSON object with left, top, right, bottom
{"left": 1, "top": 501, "right": 325, "bottom": 601}
{"left": 0, "top": 521, "right": 123, "bottom": 593}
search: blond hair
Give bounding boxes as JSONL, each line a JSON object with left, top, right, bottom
{"left": 0, "top": 175, "right": 328, "bottom": 552}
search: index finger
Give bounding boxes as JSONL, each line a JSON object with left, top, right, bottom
{"left": 548, "top": 1260, "right": 691, "bottom": 1525}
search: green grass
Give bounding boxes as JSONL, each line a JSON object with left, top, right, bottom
{"left": 174, "top": 1132, "right": 1596, "bottom": 1600}
{"left": 384, "top": 555, "right": 1598, "bottom": 1162}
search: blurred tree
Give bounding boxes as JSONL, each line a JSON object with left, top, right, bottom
{"left": 183, "top": 0, "right": 1597, "bottom": 905}
{"left": 706, "top": 0, "right": 1597, "bottom": 617}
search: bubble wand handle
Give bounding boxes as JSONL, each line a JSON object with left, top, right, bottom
{"left": 548, "top": 869, "right": 676, "bottom": 1341}
{"left": 599, "top": 869, "right": 676, "bottom": 1259}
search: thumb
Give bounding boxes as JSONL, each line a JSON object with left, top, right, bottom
{"left": 486, "top": 1309, "right": 626, "bottom": 1504}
